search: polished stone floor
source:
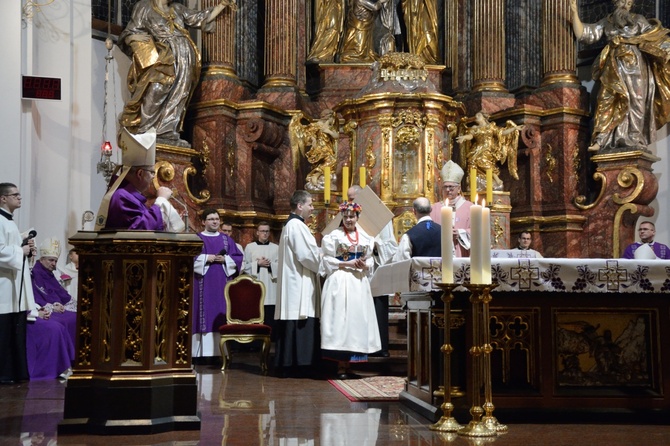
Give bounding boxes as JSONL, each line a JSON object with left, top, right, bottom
{"left": 2, "top": 353, "right": 670, "bottom": 445}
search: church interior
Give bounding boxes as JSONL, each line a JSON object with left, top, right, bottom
{"left": 3, "top": 0, "right": 670, "bottom": 444}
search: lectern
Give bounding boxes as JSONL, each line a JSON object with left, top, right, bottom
{"left": 58, "top": 231, "right": 203, "bottom": 435}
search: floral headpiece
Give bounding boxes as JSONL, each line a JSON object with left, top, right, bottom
{"left": 339, "top": 201, "right": 362, "bottom": 214}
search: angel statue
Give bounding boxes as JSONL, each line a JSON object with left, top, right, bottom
{"left": 456, "top": 112, "right": 523, "bottom": 191}
{"left": 289, "top": 109, "right": 339, "bottom": 192}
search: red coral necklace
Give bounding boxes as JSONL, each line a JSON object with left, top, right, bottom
{"left": 346, "top": 228, "right": 359, "bottom": 245}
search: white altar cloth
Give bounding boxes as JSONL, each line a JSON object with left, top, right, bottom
{"left": 370, "top": 257, "right": 670, "bottom": 295}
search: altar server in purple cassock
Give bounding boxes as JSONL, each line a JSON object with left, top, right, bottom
{"left": 192, "top": 209, "right": 243, "bottom": 362}
{"left": 94, "top": 127, "right": 184, "bottom": 232}
{"left": 622, "top": 221, "right": 670, "bottom": 260}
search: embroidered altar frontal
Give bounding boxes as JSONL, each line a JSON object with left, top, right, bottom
{"left": 372, "top": 257, "right": 670, "bottom": 294}
{"left": 372, "top": 258, "right": 670, "bottom": 418}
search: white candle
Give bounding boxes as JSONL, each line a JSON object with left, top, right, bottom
{"left": 441, "top": 199, "right": 454, "bottom": 283}
{"left": 481, "top": 200, "right": 491, "bottom": 284}
{"left": 470, "top": 201, "right": 483, "bottom": 284}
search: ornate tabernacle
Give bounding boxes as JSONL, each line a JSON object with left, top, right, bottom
{"left": 372, "top": 257, "right": 670, "bottom": 422}
{"left": 59, "top": 231, "right": 203, "bottom": 435}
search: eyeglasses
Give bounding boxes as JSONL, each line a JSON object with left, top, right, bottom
{"left": 2, "top": 193, "right": 21, "bottom": 198}
{"left": 443, "top": 186, "right": 459, "bottom": 190}
{"left": 143, "top": 169, "right": 156, "bottom": 176}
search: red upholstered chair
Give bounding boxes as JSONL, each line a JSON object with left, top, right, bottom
{"left": 219, "top": 275, "right": 272, "bottom": 374}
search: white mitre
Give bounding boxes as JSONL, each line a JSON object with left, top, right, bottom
{"left": 440, "top": 160, "right": 465, "bottom": 183}
{"left": 634, "top": 243, "right": 657, "bottom": 260}
{"left": 120, "top": 126, "right": 156, "bottom": 167}
{"left": 39, "top": 237, "right": 61, "bottom": 259}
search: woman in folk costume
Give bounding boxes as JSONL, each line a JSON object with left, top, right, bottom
{"left": 319, "top": 201, "right": 381, "bottom": 379}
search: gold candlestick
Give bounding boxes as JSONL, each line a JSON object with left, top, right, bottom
{"left": 457, "top": 283, "right": 500, "bottom": 438}
{"left": 430, "top": 283, "right": 463, "bottom": 432}
{"left": 481, "top": 285, "right": 507, "bottom": 433}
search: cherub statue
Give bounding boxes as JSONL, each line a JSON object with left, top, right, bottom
{"left": 456, "top": 112, "right": 523, "bottom": 191}
{"left": 289, "top": 110, "right": 339, "bottom": 192}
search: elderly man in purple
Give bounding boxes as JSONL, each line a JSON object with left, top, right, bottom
{"left": 192, "top": 209, "right": 243, "bottom": 364}
{"left": 622, "top": 221, "right": 670, "bottom": 259}
{"left": 31, "top": 238, "right": 77, "bottom": 347}
{"left": 95, "top": 127, "right": 184, "bottom": 232}
{"left": 28, "top": 237, "right": 76, "bottom": 380}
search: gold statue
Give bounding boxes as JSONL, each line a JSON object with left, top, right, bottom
{"left": 339, "top": 0, "right": 389, "bottom": 63}
{"left": 401, "top": 0, "right": 438, "bottom": 64}
{"left": 289, "top": 110, "right": 339, "bottom": 192}
{"left": 307, "top": 0, "right": 345, "bottom": 63}
{"left": 570, "top": 0, "right": 670, "bottom": 152}
{"left": 118, "top": 0, "right": 236, "bottom": 146}
{"left": 456, "top": 112, "right": 523, "bottom": 190}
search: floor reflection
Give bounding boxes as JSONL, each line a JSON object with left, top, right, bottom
{"left": 3, "top": 353, "right": 670, "bottom": 445}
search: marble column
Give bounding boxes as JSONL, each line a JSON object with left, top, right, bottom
{"left": 506, "top": 0, "right": 542, "bottom": 92}
{"left": 201, "top": 0, "right": 237, "bottom": 79}
{"left": 541, "top": 0, "right": 579, "bottom": 86}
{"left": 472, "top": 0, "right": 507, "bottom": 93}
{"left": 444, "top": 0, "right": 460, "bottom": 91}
{"left": 262, "top": 0, "right": 298, "bottom": 88}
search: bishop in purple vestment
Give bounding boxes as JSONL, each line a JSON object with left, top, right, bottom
{"left": 95, "top": 127, "right": 184, "bottom": 232}
{"left": 31, "top": 239, "right": 77, "bottom": 348}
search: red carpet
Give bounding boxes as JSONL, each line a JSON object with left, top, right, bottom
{"left": 328, "top": 376, "right": 406, "bottom": 402}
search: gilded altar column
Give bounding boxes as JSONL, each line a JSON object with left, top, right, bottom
{"left": 472, "top": 0, "right": 507, "bottom": 92}
{"left": 201, "top": 0, "right": 237, "bottom": 78}
{"left": 262, "top": 0, "right": 298, "bottom": 88}
{"left": 541, "top": 0, "right": 579, "bottom": 86}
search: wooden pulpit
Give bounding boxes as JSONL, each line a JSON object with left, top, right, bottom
{"left": 58, "top": 231, "right": 203, "bottom": 435}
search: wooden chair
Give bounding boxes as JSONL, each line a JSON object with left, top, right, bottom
{"left": 218, "top": 275, "right": 272, "bottom": 374}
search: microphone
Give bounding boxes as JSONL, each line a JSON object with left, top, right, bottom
{"left": 219, "top": 248, "right": 227, "bottom": 256}
{"left": 22, "top": 229, "right": 37, "bottom": 258}
{"left": 170, "top": 188, "right": 189, "bottom": 232}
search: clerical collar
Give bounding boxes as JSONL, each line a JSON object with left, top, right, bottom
{"left": 0, "top": 208, "right": 12, "bottom": 220}
{"left": 256, "top": 241, "right": 270, "bottom": 245}
{"left": 287, "top": 213, "right": 304, "bottom": 223}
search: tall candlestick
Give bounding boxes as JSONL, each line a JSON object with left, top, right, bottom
{"left": 324, "top": 166, "right": 331, "bottom": 203}
{"left": 359, "top": 166, "right": 366, "bottom": 188}
{"left": 470, "top": 201, "right": 483, "bottom": 284}
{"left": 342, "top": 166, "right": 349, "bottom": 191}
{"left": 482, "top": 200, "right": 491, "bottom": 284}
{"left": 441, "top": 199, "right": 454, "bottom": 283}
{"left": 470, "top": 167, "right": 477, "bottom": 203}
{"left": 486, "top": 168, "right": 493, "bottom": 205}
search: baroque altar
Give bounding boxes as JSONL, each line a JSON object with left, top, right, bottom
{"left": 116, "top": 0, "right": 665, "bottom": 257}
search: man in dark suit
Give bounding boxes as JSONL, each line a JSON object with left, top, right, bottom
{"left": 393, "top": 197, "right": 441, "bottom": 261}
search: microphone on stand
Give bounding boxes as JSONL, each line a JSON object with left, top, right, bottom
{"left": 170, "top": 189, "right": 190, "bottom": 232}
{"left": 22, "top": 229, "right": 37, "bottom": 257}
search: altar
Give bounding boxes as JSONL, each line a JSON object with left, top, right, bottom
{"left": 371, "top": 257, "right": 670, "bottom": 422}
